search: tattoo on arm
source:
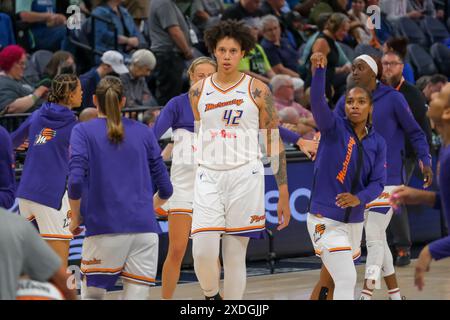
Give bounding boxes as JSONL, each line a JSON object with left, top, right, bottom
{"left": 252, "top": 88, "right": 262, "bottom": 99}
{"left": 275, "top": 148, "right": 288, "bottom": 187}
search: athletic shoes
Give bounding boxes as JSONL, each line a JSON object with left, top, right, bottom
{"left": 205, "top": 293, "right": 223, "bottom": 300}
{"left": 395, "top": 248, "right": 411, "bottom": 267}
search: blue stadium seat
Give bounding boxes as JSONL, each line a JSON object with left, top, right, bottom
{"left": 430, "top": 43, "right": 450, "bottom": 77}
{"left": 24, "top": 50, "right": 53, "bottom": 86}
{"left": 421, "top": 16, "right": 449, "bottom": 44}
{"left": 337, "top": 41, "right": 356, "bottom": 61}
{"left": 0, "top": 13, "right": 15, "bottom": 50}
{"left": 407, "top": 44, "right": 438, "bottom": 77}
{"left": 396, "top": 17, "right": 428, "bottom": 47}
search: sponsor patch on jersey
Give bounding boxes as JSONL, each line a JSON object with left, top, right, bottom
{"left": 204, "top": 99, "right": 244, "bottom": 112}
{"left": 313, "top": 224, "right": 326, "bottom": 243}
{"left": 250, "top": 214, "right": 265, "bottom": 224}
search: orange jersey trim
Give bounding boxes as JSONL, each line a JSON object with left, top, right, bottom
{"left": 40, "top": 234, "right": 73, "bottom": 240}
{"left": 365, "top": 202, "right": 391, "bottom": 209}
{"left": 225, "top": 225, "right": 265, "bottom": 232}
{"left": 191, "top": 227, "right": 226, "bottom": 235}
{"left": 168, "top": 208, "right": 193, "bottom": 214}
{"left": 81, "top": 267, "right": 123, "bottom": 274}
{"left": 121, "top": 272, "right": 155, "bottom": 283}
{"left": 16, "top": 296, "right": 54, "bottom": 300}
{"left": 328, "top": 247, "right": 352, "bottom": 253}
{"left": 210, "top": 73, "right": 246, "bottom": 94}
{"left": 155, "top": 207, "right": 168, "bottom": 216}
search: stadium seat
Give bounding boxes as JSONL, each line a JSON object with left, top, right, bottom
{"left": 337, "top": 41, "right": 356, "bottom": 62}
{"left": 430, "top": 43, "right": 450, "bottom": 77}
{"left": 421, "top": 16, "right": 449, "bottom": 45}
{"left": 407, "top": 44, "right": 438, "bottom": 77}
{"left": 23, "top": 50, "right": 53, "bottom": 86}
{"left": 396, "top": 17, "right": 428, "bottom": 47}
{"left": 354, "top": 43, "right": 382, "bottom": 58}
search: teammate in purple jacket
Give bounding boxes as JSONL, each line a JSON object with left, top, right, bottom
{"left": 308, "top": 52, "right": 387, "bottom": 300}
{"left": 0, "top": 125, "right": 15, "bottom": 209}
{"left": 390, "top": 83, "right": 450, "bottom": 291}
{"left": 68, "top": 76, "right": 173, "bottom": 300}
{"left": 335, "top": 55, "right": 432, "bottom": 300}
{"left": 11, "top": 74, "right": 81, "bottom": 268}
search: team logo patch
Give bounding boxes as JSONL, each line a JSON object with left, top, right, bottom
{"left": 313, "top": 224, "right": 326, "bottom": 243}
{"left": 34, "top": 128, "right": 56, "bottom": 145}
{"left": 250, "top": 214, "right": 265, "bottom": 224}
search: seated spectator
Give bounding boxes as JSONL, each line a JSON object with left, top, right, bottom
{"left": 123, "top": 0, "right": 150, "bottom": 26}
{"left": 37, "top": 51, "right": 76, "bottom": 88}
{"left": 348, "top": 0, "right": 382, "bottom": 48}
{"left": 191, "top": 0, "right": 224, "bottom": 31}
{"left": 407, "top": 0, "right": 439, "bottom": 19}
{"left": 15, "top": 0, "right": 69, "bottom": 52}
{"left": 0, "top": 208, "right": 77, "bottom": 300}
{"left": 221, "top": 0, "right": 263, "bottom": 21}
{"left": 293, "top": 0, "right": 320, "bottom": 17}
{"left": 261, "top": 15, "right": 301, "bottom": 78}
{"left": 416, "top": 75, "right": 431, "bottom": 91}
{"left": 283, "top": 10, "right": 310, "bottom": 49}
{"left": 120, "top": 49, "right": 158, "bottom": 108}
{"left": 422, "top": 74, "right": 448, "bottom": 103}
{"left": 304, "top": 12, "right": 351, "bottom": 103}
{"left": 383, "top": 37, "right": 415, "bottom": 84}
{"left": 239, "top": 18, "right": 276, "bottom": 84}
{"left": 271, "top": 74, "right": 317, "bottom": 138}
{"left": 79, "top": 50, "right": 128, "bottom": 110}
{"left": 0, "top": 45, "right": 48, "bottom": 114}
{"left": 92, "top": 0, "right": 142, "bottom": 59}
{"left": 381, "top": 0, "right": 425, "bottom": 22}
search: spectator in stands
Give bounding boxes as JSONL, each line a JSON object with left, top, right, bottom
{"left": 121, "top": 49, "right": 158, "bottom": 108}
{"left": 15, "top": 0, "right": 69, "bottom": 52}
{"left": 0, "top": 125, "right": 15, "bottom": 210}
{"left": 381, "top": 50, "right": 433, "bottom": 266}
{"left": 261, "top": 15, "right": 301, "bottom": 78}
{"left": 79, "top": 50, "right": 128, "bottom": 110}
{"left": 383, "top": 37, "right": 415, "bottom": 84}
{"left": 0, "top": 45, "right": 48, "bottom": 114}
{"left": 380, "top": 0, "right": 426, "bottom": 22}
{"left": 304, "top": 12, "right": 351, "bottom": 103}
{"left": 221, "top": 0, "right": 263, "bottom": 21}
{"left": 37, "top": 51, "right": 76, "bottom": 89}
{"left": 79, "top": 107, "right": 99, "bottom": 122}
{"left": 149, "top": 0, "right": 194, "bottom": 106}
{"left": 0, "top": 208, "right": 77, "bottom": 300}
{"left": 348, "top": 0, "right": 382, "bottom": 48}
{"left": 422, "top": 74, "right": 448, "bottom": 103}
{"left": 271, "top": 74, "right": 317, "bottom": 138}
{"left": 407, "top": 0, "right": 440, "bottom": 18}
{"left": 92, "top": 0, "right": 142, "bottom": 58}
{"left": 261, "top": 0, "right": 288, "bottom": 17}
{"left": 191, "top": 0, "right": 224, "bottom": 32}
{"left": 292, "top": 0, "right": 320, "bottom": 17}
{"left": 123, "top": 0, "right": 150, "bottom": 27}
{"left": 239, "top": 18, "right": 276, "bottom": 84}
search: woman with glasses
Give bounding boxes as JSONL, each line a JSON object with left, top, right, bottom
{"left": 0, "top": 45, "right": 48, "bottom": 114}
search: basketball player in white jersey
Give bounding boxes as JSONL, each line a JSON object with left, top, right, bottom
{"left": 189, "top": 20, "right": 291, "bottom": 300}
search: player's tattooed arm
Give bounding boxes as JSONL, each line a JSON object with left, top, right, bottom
{"left": 189, "top": 80, "right": 203, "bottom": 132}
{"left": 254, "top": 80, "right": 288, "bottom": 187}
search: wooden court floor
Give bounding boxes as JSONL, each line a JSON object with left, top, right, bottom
{"left": 105, "top": 258, "right": 450, "bottom": 300}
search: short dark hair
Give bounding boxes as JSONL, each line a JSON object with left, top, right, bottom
{"left": 383, "top": 50, "right": 404, "bottom": 63}
{"left": 429, "top": 74, "right": 448, "bottom": 85}
{"left": 385, "top": 37, "right": 409, "bottom": 60}
{"left": 204, "top": 20, "right": 256, "bottom": 55}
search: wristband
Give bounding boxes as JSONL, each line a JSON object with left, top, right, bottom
{"left": 30, "top": 94, "right": 38, "bottom": 103}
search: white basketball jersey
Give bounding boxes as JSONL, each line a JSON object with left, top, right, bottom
{"left": 197, "top": 73, "right": 261, "bottom": 170}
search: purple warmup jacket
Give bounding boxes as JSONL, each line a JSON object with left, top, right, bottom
{"left": 334, "top": 81, "right": 431, "bottom": 186}
{"left": 68, "top": 117, "right": 173, "bottom": 237}
{"left": 0, "top": 125, "right": 15, "bottom": 209}
{"left": 310, "top": 67, "right": 387, "bottom": 223}
{"left": 11, "top": 102, "right": 77, "bottom": 209}
{"left": 428, "top": 145, "right": 450, "bottom": 260}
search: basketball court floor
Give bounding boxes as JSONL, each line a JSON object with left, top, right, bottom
{"left": 104, "top": 257, "right": 450, "bottom": 300}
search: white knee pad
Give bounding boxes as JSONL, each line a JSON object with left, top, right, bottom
{"left": 192, "top": 233, "right": 221, "bottom": 297}
{"left": 122, "top": 281, "right": 150, "bottom": 300}
{"left": 222, "top": 235, "right": 249, "bottom": 300}
{"left": 365, "top": 240, "right": 384, "bottom": 289}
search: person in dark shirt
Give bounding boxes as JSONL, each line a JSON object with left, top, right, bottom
{"left": 221, "top": 0, "right": 263, "bottom": 20}
{"left": 381, "top": 50, "right": 433, "bottom": 267}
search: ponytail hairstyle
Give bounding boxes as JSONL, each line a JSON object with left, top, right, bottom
{"left": 95, "top": 76, "right": 124, "bottom": 144}
{"left": 47, "top": 73, "right": 79, "bottom": 105}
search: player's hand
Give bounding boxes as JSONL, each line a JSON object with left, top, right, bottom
{"left": 336, "top": 193, "right": 360, "bottom": 208}
{"left": 310, "top": 52, "right": 328, "bottom": 69}
{"left": 419, "top": 162, "right": 433, "bottom": 188}
{"left": 68, "top": 210, "right": 84, "bottom": 236}
{"left": 415, "top": 245, "right": 432, "bottom": 291}
{"left": 277, "top": 186, "right": 291, "bottom": 231}
{"left": 153, "top": 193, "right": 167, "bottom": 209}
{"left": 296, "top": 138, "right": 319, "bottom": 160}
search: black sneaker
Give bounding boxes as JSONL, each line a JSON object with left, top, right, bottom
{"left": 395, "top": 248, "right": 411, "bottom": 267}
{"left": 205, "top": 292, "right": 223, "bottom": 300}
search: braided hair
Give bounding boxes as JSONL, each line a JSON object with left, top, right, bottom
{"left": 47, "top": 73, "right": 79, "bottom": 105}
